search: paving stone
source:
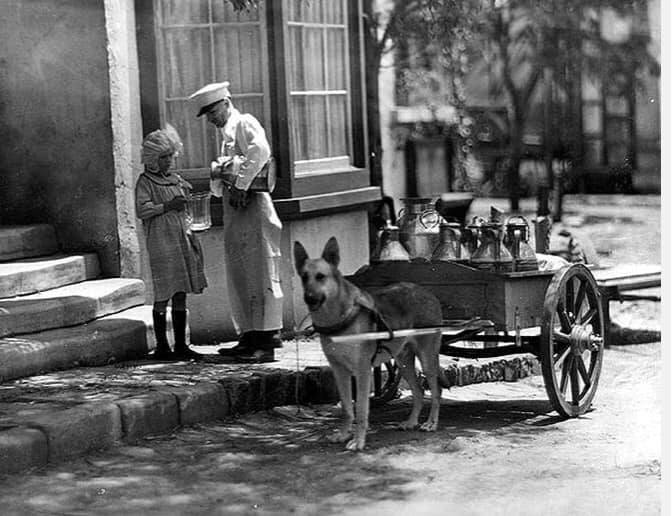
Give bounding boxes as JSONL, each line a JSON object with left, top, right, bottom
{"left": 117, "top": 392, "right": 179, "bottom": 442}
{"left": 23, "top": 403, "right": 122, "bottom": 462}
{"left": 171, "top": 383, "right": 230, "bottom": 426}
{"left": 0, "top": 427, "right": 48, "bottom": 475}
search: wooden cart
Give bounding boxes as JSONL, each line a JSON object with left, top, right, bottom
{"left": 348, "top": 261, "right": 609, "bottom": 418}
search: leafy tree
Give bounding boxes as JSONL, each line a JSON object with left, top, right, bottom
{"left": 364, "top": 0, "right": 658, "bottom": 210}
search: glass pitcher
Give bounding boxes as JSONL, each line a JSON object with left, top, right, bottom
{"left": 186, "top": 191, "right": 212, "bottom": 232}
{"left": 398, "top": 198, "right": 444, "bottom": 260}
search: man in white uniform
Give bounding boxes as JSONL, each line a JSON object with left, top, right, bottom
{"left": 189, "top": 82, "right": 283, "bottom": 363}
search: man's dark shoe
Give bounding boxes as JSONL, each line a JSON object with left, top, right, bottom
{"left": 231, "top": 349, "right": 276, "bottom": 364}
{"left": 218, "top": 332, "right": 254, "bottom": 356}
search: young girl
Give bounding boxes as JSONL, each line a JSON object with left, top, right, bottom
{"left": 135, "top": 128, "right": 208, "bottom": 360}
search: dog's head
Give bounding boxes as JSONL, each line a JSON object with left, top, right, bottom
{"left": 293, "top": 236, "right": 342, "bottom": 312}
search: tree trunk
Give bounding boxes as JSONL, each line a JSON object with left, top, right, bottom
{"left": 363, "top": 0, "right": 384, "bottom": 188}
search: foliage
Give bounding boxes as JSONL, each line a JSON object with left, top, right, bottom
{"left": 367, "top": 0, "right": 658, "bottom": 205}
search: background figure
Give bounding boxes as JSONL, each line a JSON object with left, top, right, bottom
{"left": 135, "top": 128, "right": 208, "bottom": 360}
{"left": 189, "top": 81, "right": 283, "bottom": 363}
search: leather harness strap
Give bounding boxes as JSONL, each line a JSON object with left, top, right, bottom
{"left": 312, "top": 292, "right": 395, "bottom": 365}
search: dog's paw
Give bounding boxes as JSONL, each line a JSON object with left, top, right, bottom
{"left": 345, "top": 437, "right": 366, "bottom": 451}
{"left": 397, "top": 419, "right": 419, "bottom": 431}
{"left": 419, "top": 420, "right": 439, "bottom": 432}
{"left": 327, "top": 430, "right": 352, "bottom": 443}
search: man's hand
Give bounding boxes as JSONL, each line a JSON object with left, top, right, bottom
{"left": 228, "top": 186, "right": 249, "bottom": 209}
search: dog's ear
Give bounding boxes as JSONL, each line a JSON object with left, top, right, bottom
{"left": 321, "top": 237, "right": 340, "bottom": 268}
{"left": 293, "top": 241, "right": 309, "bottom": 274}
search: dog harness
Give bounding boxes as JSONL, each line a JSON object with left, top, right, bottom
{"left": 311, "top": 291, "right": 395, "bottom": 364}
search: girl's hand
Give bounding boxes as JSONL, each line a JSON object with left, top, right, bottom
{"left": 165, "top": 196, "right": 187, "bottom": 212}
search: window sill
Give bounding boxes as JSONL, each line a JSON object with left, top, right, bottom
{"left": 274, "top": 186, "right": 381, "bottom": 220}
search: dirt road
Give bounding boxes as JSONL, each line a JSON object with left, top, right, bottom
{"left": 0, "top": 342, "right": 660, "bottom": 515}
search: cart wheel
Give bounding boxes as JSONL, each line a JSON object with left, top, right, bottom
{"left": 540, "top": 264, "right": 604, "bottom": 418}
{"left": 370, "top": 360, "right": 402, "bottom": 405}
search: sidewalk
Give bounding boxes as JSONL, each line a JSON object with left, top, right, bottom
{"left": 0, "top": 337, "right": 539, "bottom": 475}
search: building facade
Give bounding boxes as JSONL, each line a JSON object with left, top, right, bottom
{"left": 0, "top": 0, "right": 380, "bottom": 342}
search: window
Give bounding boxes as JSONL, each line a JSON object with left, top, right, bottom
{"left": 287, "top": 0, "right": 351, "bottom": 173}
{"left": 142, "top": 0, "right": 376, "bottom": 206}
{"left": 153, "top": 0, "right": 270, "bottom": 183}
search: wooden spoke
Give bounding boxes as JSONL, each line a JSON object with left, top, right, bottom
{"left": 557, "top": 307, "right": 573, "bottom": 333}
{"left": 560, "top": 355, "right": 572, "bottom": 395}
{"left": 570, "top": 359, "right": 580, "bottom": 405}
{"left": 579, "top": 307, "right": 597, "bottom": 326}
{"left": 553, "top": 342, "right": 572, "bottom": 369}
{"left": 576, "top": 355, "right": 591, "bottom": 389}
{"left": 574, "top": 281, "right": 587, "bottom": 315}
{"left": 553, "top": 330, "right": 572, "bottom": 347}
{"left": 565, "top": 278, "right": 576, "bottom": 321}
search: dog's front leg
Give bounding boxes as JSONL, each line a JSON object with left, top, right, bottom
{"left": 347, "top": 367, "right": 372, "bottom": 451}
{"left": 327, "top": 362, "right": 354, "bottom": 443}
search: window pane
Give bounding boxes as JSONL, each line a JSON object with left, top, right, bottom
{"left": 163, "top": 29, "right": 211, "bottom": 97}
{"left": 165, "top": 100, "right": 217, "bottom": 169}
{"left": 582, "top": 104, "right": 602, "bottom": 134}
{"left": 288, "top": 0, "right": 322, "bottom": 22}
{"left": 324, "top": 0, "right": 344, "bottom": 24}
{"left": 212, "top": 0, "right": 260, "bottom": 22}
{"left": 326, "top": 28, "right": 346, "bottom": 89}
{"left": 289, "top": 27, "right": 325, "bottom": 91}
{"left": 234, "top": 97, "right": 265, "bottom": 126}
{"left": 605, "top": 96, "right": 629, "bottom": 116}
{"left": 328, "top": 95, "right": 348, "bottom": 157}
{"left": 214, "top": 26, "right": 263, "bottom": 92}
{"left": 584, "top": 139, "right": 603, "bottom": 167}
{"left": 161, "top": 0, "right": 208, "bottom": 25}
{"left": 291, "top": 96, "right": 327, "bottom": 160}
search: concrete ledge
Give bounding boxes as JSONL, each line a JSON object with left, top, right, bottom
{"left": 0, "top": 278, "right": 146, "bottom": 337}
{"left": 0, "top": 427, "right": 48, "bottom": 475}
{"left": 0, "top": 357, "right": 541, "bottom": 476}
{"left": 0, "top": 316, "right": 149, "bottom": 382}
{"left": 171, "top": 383, "right": 230, "bottom": 426}
{"left": 23, "top": 403, "right": 122, "bottom": 463}
{"left": 0, "top": 253, "right": 100, "bottom": 298}
{"left": 0, "top": 225, "right": 58, "bottom": 262}
{"left": 117, "top": 392, "right": 180, "bottom": 443}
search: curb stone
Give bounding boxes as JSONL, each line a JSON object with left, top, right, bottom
{"left": 0, "top": 357, "right": 539, "bottom": 476}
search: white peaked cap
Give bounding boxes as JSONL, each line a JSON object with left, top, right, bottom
{"left": 189, "top": 81, "right": 232, "bottom": 117}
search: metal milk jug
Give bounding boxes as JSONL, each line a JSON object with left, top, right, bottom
{"left": 462, "top": 216, "right": 485, "bottom": 260}
{"left": 398, "top": 198, "right": 444, "bottom": 260}
{"left": 377, "top": 224, "right": 411, "bottom": 262}
{"left": 504, "top": 215, "right": 538, "bottom": 271}
{"left": 470, "top": 220, "right": 513, "bottom": 273}
{"left": 431, "top": 222, "right": 468, "bottom": 262}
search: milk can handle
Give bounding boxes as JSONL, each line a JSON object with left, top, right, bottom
{"left": 419, "top": 209, "right": 440, "bottom": 229}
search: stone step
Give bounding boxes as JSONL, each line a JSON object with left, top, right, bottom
{"left": 0, "top": 305, "right": 185, "bottom": 383}
{"left": 0, "top": 225, "right": 59, "bottom": 262}
{"left": 0, "top": 278, "right": 146, "bottom": 338}
{"left": 0, "top": 253, "right": 100, "bottom": 298}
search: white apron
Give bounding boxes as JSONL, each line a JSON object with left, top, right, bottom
{"left": 210, "top": 109, "right": 283, "bottom": 333}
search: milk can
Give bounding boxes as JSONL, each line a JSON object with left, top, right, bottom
{"left": 186, "top": 191, "right": 212, "bottom": 232}
{"left": 504, "top": 215, "right": 538, "bottom": 271}
{"left": 397, "top": 198, "right": 444, "bottom": 260}
{"left": 462, "top": 215, "right": 485, "bottom": 260}
{"left": 431, "top": 221, "right": 468, "bottom": 263}
{"left": 469, "top": 220, "right": 513, "bottom": 273}
{"left": 376, "top": 224, "right": 411, "bottom": 262}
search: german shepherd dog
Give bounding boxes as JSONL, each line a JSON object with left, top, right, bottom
{"left": 293, "top": 237, "right": 444, "bottom": 451}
